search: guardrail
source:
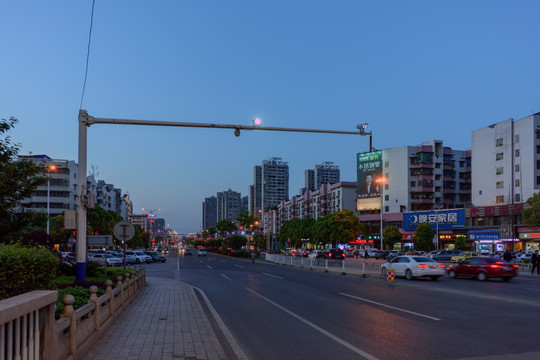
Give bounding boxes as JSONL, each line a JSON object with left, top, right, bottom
{"left": 264, "top": 254, "right": 383, "bottom": 276}
{"left": 264, "top": 254, "right": 537, "bottom": 277}
{"left": 0, "top": 268, "right": 146, "bottom": 360}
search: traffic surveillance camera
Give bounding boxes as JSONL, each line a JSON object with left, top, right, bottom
{"left": 356, "top": 123, "right": 369, "bottom": 130}
{"left": 234, "top": 128, "right": 241, "bottom": 137}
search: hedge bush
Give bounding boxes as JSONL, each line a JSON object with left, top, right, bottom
{"left": 0, "top": 244, "right": 59, "bottom": 300}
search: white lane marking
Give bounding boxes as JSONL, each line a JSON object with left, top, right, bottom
{"left": 246, "top": 288, "right": 379, "bottom": 360}
{"left": 207, "top": 265, "right": 213, "bottom": 269}
{"left": 220, "top": 274, "right": 232, "bottom": 281}
{"left": 262, "top": 273, "right": 284, "bottom": 279}
{"left": 235, "top": 265, "right": 245, "bottom": 269}
{"left": 340, "top": 293, "right": 441, "bottom": 321}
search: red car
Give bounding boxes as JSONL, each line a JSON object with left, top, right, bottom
{"left": 447, "top": 257, "right": 519, "bottom": 281}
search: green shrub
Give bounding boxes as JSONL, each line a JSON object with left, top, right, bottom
{"left": 55, "top": 286, "right": 105, "bottom": 319}
{"left": 0, "top": 244, "right": 59, "bottom": 300}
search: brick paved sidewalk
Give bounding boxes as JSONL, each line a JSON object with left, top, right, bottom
{"left": 83, "top": 276, "right": 247, "bottom": 360}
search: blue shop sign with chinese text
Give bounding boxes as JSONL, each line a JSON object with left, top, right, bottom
{"left": 403, "top": 209, "right": 465, "bottom": 230}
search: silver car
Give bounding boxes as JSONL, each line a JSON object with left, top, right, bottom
{"left": 381, "top": 255, "right": 446, "bottom": 281}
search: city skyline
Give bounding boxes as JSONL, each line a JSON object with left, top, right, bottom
{"left": 2, "top": 1, "right": 540, "bottom": 234}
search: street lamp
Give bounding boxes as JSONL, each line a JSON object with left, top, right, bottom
{"left": 357, "top": 123, "right": 374, "bottom": 152}
{"left": 376, "top": 176, "right": 386, "bottom": 250}
{"left": 46, "top": 164, "right": 57, "bottom": 234}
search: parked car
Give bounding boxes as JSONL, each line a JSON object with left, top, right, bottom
{"left": 386, "top": 251, "right": 404, "bottom": 262}
{"left": 144, "top": 251, "right": 167, "bottom": 263}
{"left": 125, "top": 250, "right": 152, "bottom": 264}
{"left": 184, "top": 248, "right": 193, "bottom": 256}
{"left": 344, "top": 248, "right": 356, "bottom": 257}
{"left": 451, "top": 251, "right": 480, "bottom": 263}
{"left": 111, "top": 252, "right": 136, "bottom": 265}
{"left": 381, "top": 255, "right": 446, "bottom": 281}
{"left": 89, "top": 254, "right": 123, "bottom": 267}
{"left": 308, "top": 250, "right": 322, "bottom": 260}
{"left": 517, "top": 253, "right": 532, "bottom": 262}
{"left": 447, "top": 257, "right": 519, "bottom": 281}
{"left": 432, "top": 250, "right": 462, "bottom": 262}
{"left": 197, "top": 248, "right": 207, "bottom": 256}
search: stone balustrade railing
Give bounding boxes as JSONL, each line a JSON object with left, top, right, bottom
{"left": 0, "top": 268, "right": 146, "bottom": 360}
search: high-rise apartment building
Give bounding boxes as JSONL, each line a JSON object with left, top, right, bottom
{"left": 202, "top": 196, "right": 217, "bottom": 230}
{"left": 472, "top": 113, "right": 540, "bottom": 206}
{"left": 249, "top": 166, "right": 262, "bottom": 215}
{"left": 314, "top": 161, "right": 340, "bottom": 189}
{"left": 304, "top": 169, "right": 315, "bottom": 192}
{"left": 217, "top": 189, "right": 242, "bottom": 223}
{"left": 261, "top": 157, "right": 289, "bottom": 211}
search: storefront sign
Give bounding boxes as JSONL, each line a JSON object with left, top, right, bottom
{"left": 403, "top": 209, "right": 465, "bottom": 230}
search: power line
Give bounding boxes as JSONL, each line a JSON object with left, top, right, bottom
{"left": 79, "top": 0, "right": 96, "bottom": 110}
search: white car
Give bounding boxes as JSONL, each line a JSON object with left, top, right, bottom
{"left": 90, "top": 254, "right": 123, "bottom": 267}
{"left": 125, "top": 251, "right": 152, "bottom": 264}
{"left": 197, "top": 248, "right": 207, "bottom": 256}
{"left": 381, "top": 255, "right": 446, "bottom": 281}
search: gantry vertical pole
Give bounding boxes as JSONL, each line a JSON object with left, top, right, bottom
{"left": 76, "top": 110, "right": 88, "bottom": 282}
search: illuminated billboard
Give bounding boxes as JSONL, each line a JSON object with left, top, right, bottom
{"left": 356, "top": 151, "right": 382, "bottom": 211}
{"left": 403, "top": 209, "right": 465, "bottom": 231}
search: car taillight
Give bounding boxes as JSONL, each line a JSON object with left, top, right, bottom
{"left": 512, "top": 264, "right": 519, "bottom": 268}
{"left": 437, "top": 264, "right": 445, "bottom": 268}
{"left": 417, "top": 264, "right": 428, "bottom": 268}
{"left": 490, "top": 264, "right": 501, "bottom": 269}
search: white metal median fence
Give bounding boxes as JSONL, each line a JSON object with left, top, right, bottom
{"left": 264, "top": 254, "right": 382, "bottom": 276}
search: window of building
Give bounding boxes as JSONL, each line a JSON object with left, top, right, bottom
{"left": 515, "top": 134, "right": 520, "bottom": 143}
{"left": 384, "top": 161, "right": 389, "bottom": 168}
{"left": 537, "top": 176, "right": 540, "bottom": 186}
{"left": 515, "top": 179, "right": 520, "bottom": 187}
{"left": 496, "top": 181, "right": 504, "bottom": 189}
{"left": 435, "top": 163, "right": 441, "bottom": 168}
{"left": 495, "top": 138, "right": 504, "bottom": 147}
{"left": 385, "top": 195, "right": 389, "bottom": 201}
{"left": 385, "top": 184, "right": 389, "bottom": 190}
{"left": 459, "top": 160, "right": 465, "bottom": 167}
{"left": 536, "top": 131, "right": 540, "bottom": 140}
{"left": 515, "top": 164, "right": 520, "bottom": 172}
{"left": 410, "top": 181, "right": 416, "bottom": 187}
{"left": 496, "top": 153, "right": 504, "bottom": 161}
{"left": 537, "top": 160, "right": 540, "bottom": 170}
{"left": 496, "top": 195, "right": 504, "bottom": 204}
{"left": 515, "top": 194, "right": 521, "bottom": 202}
{"left": 495, "top": 167, "right": 504, "bottom": 175}
{"left": 537, "top": 145, "right": 540, "bottom": 154}
{"left": 515, "top": 149, "right": 520, "bottom": 157}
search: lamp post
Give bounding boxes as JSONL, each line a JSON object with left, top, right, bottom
{"left": 46, "top": 164, "right": 56, "bottom": 234}
{"left": 376, "top": 176, "right": 386, "bottom": 250}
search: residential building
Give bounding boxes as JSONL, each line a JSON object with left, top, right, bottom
{"left": 217, "top": 189, "right": 243, "bottom": 223}
{"left": 96, "top": 180, "right": 122, "bottom": 215}
{"left": 314, "top": 161, "right": 340, "bottom": 189}
{"left": 202, "top": 196, "right": 217, "bottom": 230}
{"left": 249, "top": 166, "right": 262, "bottom": 216}
{"left": 18, "top": 155, "right": 78, "bottom": 216}
{"left": 278, "top": 181, "right": 357, "bottom": 228}
{"left": 261, "top": 157, "right": 289, "bottom": 211}
{"left": 472, "top": 113, "right": 540, "bottom": 207}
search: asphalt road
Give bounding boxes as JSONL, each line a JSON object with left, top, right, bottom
{"left": 143, "top": 250, "right": 540, "bottom": 360}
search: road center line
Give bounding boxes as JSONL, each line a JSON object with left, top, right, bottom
{"left": 206, "top": 265, "right": 213, "bottom": 269}
{"left": 339, "top": 293, "right": 441, "bottom": 321}
{"left": 262, "top": 273, "right": 284, "bottom": 279}
{"left": 234, "top": 265, "right": 245, "bottom": 269}
{"left": 220, "top": 274, "right": 231, "bottom": 281}
{"left": 246, "top": 288, "right": 379, "bottom": 360}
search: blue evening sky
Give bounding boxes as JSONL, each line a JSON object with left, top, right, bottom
{"left": 2, "top": 1, "right": 539, "bottom": 234}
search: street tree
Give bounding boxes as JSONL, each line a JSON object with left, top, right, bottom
{"left": 332, "top": 209, "right": 362, "bottom": 247}
{"left": 217, "top": 219, "right": 237, "bottom": 237}
{"left": 0, "top": 117, "right": 48, "bottom": 241}
{"left": 454, "top": 235, "right": 467, "bottom": 250}
{"left": 228, "top": 234, "right": 246, "bottom": 250}
{"left": 383, "top": 225, "right": 402, "bottom": 250}
{"left": 413, "top": 223, "right": 435, "bottom": 251}
{"left": 523, "top": 192, "right": 540, "bottom": 230}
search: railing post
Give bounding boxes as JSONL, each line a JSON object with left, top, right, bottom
{"left": 61, "top": 294, "right": 76, "bottom": 356}
{"left": 106, "top": 280, "right": 114, "bottom": 315}
{"left": 117, "top": 276, "right": 124, "bottom": 305}
{"left": 88, "top": 285, "right": 100, "bottom": 331}
{"left": 341, "top": 259, "right": 346, "bottom": 275}
{"left": 125, "top": 273, "right": 131, "bottom": 299}
{"left": 325, "top": 258, "right": 329, "bottom": 272}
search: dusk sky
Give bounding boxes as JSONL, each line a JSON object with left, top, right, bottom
{"left": 2, "top": 1, "right": 540, "bottom": 234}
